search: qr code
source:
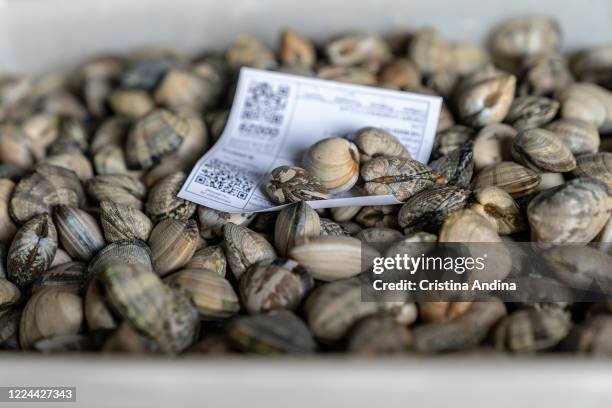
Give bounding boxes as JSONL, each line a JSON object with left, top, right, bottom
{"left": 241, "top": 81, "right": 289, "bottom": 125}
{"left": 194, "top": 159, "right": 256, "bottom": 200}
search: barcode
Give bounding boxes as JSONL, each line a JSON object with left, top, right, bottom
{"left": 194, "top": 159, "right": 257, "bottom": 200}
{"left": 241, "top": 81, "right": 289, "bottom": 125}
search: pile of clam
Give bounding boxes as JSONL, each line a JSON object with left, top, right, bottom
{"left": 1, "top": 15, "right": 612, "bottom": 356}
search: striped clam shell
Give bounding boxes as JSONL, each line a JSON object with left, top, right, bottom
{"left": 53, "top": 205, "right": 105, "bottom": 262}
{"left": 472, "top": 161, "right": 541, "bottom": 197}
{"left": 511, "top": 128, "right": 576, "bottom": 172}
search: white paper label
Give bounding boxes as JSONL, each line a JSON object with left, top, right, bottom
{"left": 179, "top": 68, "right": 442, "bottom": 213}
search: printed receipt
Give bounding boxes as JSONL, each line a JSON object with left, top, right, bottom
{"left": 179, "top": 68, "right": 442, "bottom": 213}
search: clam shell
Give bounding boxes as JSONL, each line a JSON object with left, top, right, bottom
{"left": 197, "top": 206, "right": 255, "bottom": 239}
{"left": 398, "top": 186, "right": 470, "bottom": 233}
{"left": 418, "top": 302, "right": 472, "bottom": 324}
{"left": 330, "top": 206, "right": 362, "bottom": 222}
{"left": 562, "top": 315, "right": 612, "bottom": 355}
{"left": 542, "top": 245, "right": 612, "bottom": 292}
{"left": 223, "top": 224, "right": 277, "bottom": 280}
{"left": 354, "top": 227, "right": 403, "bottom": 244}
{"left": 184, "top": 245, "right": 227, "bottom": 277}
{"left": 84, "top": 280, "right": 117, "bottom": 330}
{"left": 109, "top": 89, "right": 154, "bottom": 119}
{"left": 10, "top": 164, "right": 85, "bottom": 224}
{"left": 149, "top": 219, "right": 199, "bottom": 276}
{"left": 472, "top": 161, "right": 541, "bottom": 197}
{"left": 289, "top": 235, "right": 379, "bottom": 281}
{"left": 50, "top": 248, "right": 72, "bottom": 268}
{"left": 355, "top": 205, "right": 399, "bottom": 229}
{"left": 47, "top": 117, "right": 88, "bottom": 155}
{"left": 226, "top": 35, "right": 277, "bottom": 71}
{"left": 493, "top": 307, "right": 571, "bottom": 352}
{"left": 90, "top": 116, "right": 130, "bottom": 154}
{"left": 378, "top": 58, "right": 421, "bottom": 89}
{"left": 91, "top": 145, "right": 130, "bottom": 180}
{"left": 304, "top": 277, "right": 381, "bottom": 343}
{"left": 228, "top": 310, "right": 317, "bottom": 354}
{"left": 32, "top": 261, "right": 85, "bottom": 295}
{"left": 264, "top": 166, "right": 332, "bottom": 204}
{"left": 145, "top": 171, "right": 195, "bottom": 223}
{"left": 19, "top": 287, "right": 83, "bottom": 350}
{"left": 0, "top": 279, "right": 21, "bottom": 310}
{"left": 154, "top": 64, "right": 225, "bottom": 112}
{"left": 86, "top": 174, "right": 146, "bottom": 209}
{"left": 558, "top": 83, "right": 612, "bottom": 132}
{"left": 449, "top": 43, "right": 490, "bottom": 76}
{"left": 504, "top": 96, "right": 559, "bottom": 130}
{"left": 456, "top": 67, "right": 516, "bottom": 127}
{"left": 274, "top": 202, "right": 320, "bottom": 257}
{"left": 303, "top": 137, "right": 359, "bottom": 194}
{"left": 519, "top": 54, "right": 572, "bottom": 97}
{"left": 472, "top": 123, "right": 517, "bottom": 170}
{"left": 348, "top": 314, "right": 412, "bottom": 354}
{"left": 280, "top": 30, "right": 316, "bottom": 68}
{"left": 361, "top": 157, "right": 447, "bottom": 200}
{"left": 429, "top": 143, "right": 474, "bottom": 188}
{"left": 354, "top": 127, "right": 410, "bottom": 162}
{"left": 125, "top": 109, "right": 190, "bottom": 170}
{"left": 527, "top": 177, "right": 611, "bottom": 244}
{"left": 545, "top": 119, "right": 600, "bottom": 155}
{"left": 42, "top": 152, "right": 94, "bottom": 181}
{"left": 407, "top": 27, "right": 450, "bottom": 74}
{"left": 413, "top": 298, "right": 506, "bottom": 353}
{"left": 157, "top": 286, "right": 199, "bottom": 354}
{"left": 433, "top": 125, "right": 476, "bottom": 159}
{"left": 572, "top": 152, "right": 612, "bottom": 188}
{"left": 319, "top": 217, "right": 350, "bottom": 236}
{"left": 53, "top": 205, "right": 105, "bottom": 261}
{"left": 100, "top": 201, "right": 152, "bottom": 242}
{"left": 88, "top": 240, "right": 153, "bottom": 278}
{"left": 0, "top": 308, "right": 21, "bottom": 349}
{"left": 0, "top": 179, "right": 17, "bottom": 244}
{"left": 511, "top": 128, "right": 576, "bottom": 172}
{"left": 471, "top": 186, "right": 526, "bottom": 235}
{"left": 240, "top": 259, "right": 314, "bottom": 314}
{"left": 325, "top": 31, "right": 390, "bottom": 68}
{"left": 8, "top": 213, "right": 58, "bottom": 286}
{"left": 166, "top": 268, "right": 239, "bottom": 319}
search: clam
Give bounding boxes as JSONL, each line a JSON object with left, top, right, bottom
{"left": 84, "top": 280, "right": 117, "bottom": 330}
{"left": 280, "top": 30, "right": 316, "bottom": 68}
{"left": 0, "top": 124, "right": 40, "bottom": 169}
{"left": 407, "top": 27, "right": 450, "bottom": 74}
{"left": 304, "top": 277, "right": 381, "bottom": 343}
{"left": 518, "top": 53, "right": 573, "bottom": 96}
{"left": 449, "top": 43, "right": 490, "bottom": 76}
{"left": 274, "top": 202, "right": 320, "bottom": 257}
{"left": 472, "top": 123, "right": 517, "bottom": 170}
{"left": 348, "top": 314, "right": 413, "bottom": 354}
{"left": 265, "top": 166, "right": 332, "bottom": 205}
{"left": 289, "top": 235, "right": 378, "bottom": 281}
{"left": 303, "top": 137, "right": 360, "bottom": 194}
{"left": 19, "top": 287, "right": 83, "bottom": 350}
{"left": 355, "top": 227, "right": 403, "bottom": 244}
{"left": 0, "top": 279, "right": 21, "bottom": 310}
{"left": 413, "top": 298, "right": 506, "bottom": 353}
{"left": 493, "top": 307, "right": 571, "bottom": 353}
{"left": 472, "top": 161, "right": 541, "bottom": 197}
{"left": 93, "top": 145, "right": 130, "bottom": 175}
{"left": 225, "top": 35, "right": 277, "bottom": 71}
{"left": 504, "top": 96, "right": 559, "bottom": 130}
{"left": 125, "top": 109, "right": 190, "bottom": 170}
{"left": 0, "top": 309, "right": 21, "bottom": 349}
{"left": 439, "top": 209, "right": 500, "bottom": 242}
{"left": 50, "top": 248, "right": 72, "bottom": 268}
{"left": 490, "top": 16, "right": 561, "bottom": 72}
{"left": 418, "top": 302, "right": 472, "bottom": 324}
{"left": 573, "top": 46, "right": 612, "bottom": 88}
{"left": 154, "top": 65, "right": 224, "bottom": 113}
{"left": 424, "top": 69, "right": 459, "bottom": 99}
{"left": 86, "top": 174, "right": 146, "bottom": 209}
{"left": 228, "top": 310, "right": 317, "bottom": 354}
{"left": 330, "top": 206, "right": 362, "bottom": 222}
{"left": 317, "top": 66, "right": 377, "bottom": 85}
{"left": 319, "top": 217, "right": 350, "bottom": 236}
{"left": 145, "top": 171, "right": 196, "bottom": 223}
{"left": 528, "top": 177, "right": 611, "bottom": 244}
{"left": 558, "top": 82, "right": 612, "bottom": 132}
{"left": 433, "top": 125, "right": 476, "bottom": 159}
{"left": 32, "top": 261, "right": 85, "bottom": 294}
{"left": 456, "top": 67, "right": 516, "bottom": 127}
{"left": 90, "top": 116, "right": 130, "bottom": 153}
{"left": 46, "top": 117, "right": 88, "bottom": 155}
{"left": 223, "top": 224, "right": 277, "bottom": 280}
{"left": 398, "top": 186, "right": 470, "bottom": 233}
{"left": 355, "top": 205, "right": 399, "bottom": 229}
{"left": 378, "top": 58, "right": 421, "bottom": 89}
{"left": 0, "top": 179, "right": 17, "bottom": 244}
{"left": 149, "top": 219, "right": 199, "bottom": 276}
{"left": 53, "top": 205, "right": 105, "bottom": 261}
{"left": 10, "top": 164, "right": 85, "bottom": 224}
{"left": 354, "top": 127, "right": 410, "bottom": 162}
{"left": 8, "top": 213, "right": 57, "bottom": 286}
{"left": 562, "top": 315, "right": 612, "bottom": 355}
{"left": 545, "top": 119, "right": 600, "bottom": 155}
{"left": 0, "top": 244, "right": 6, "bottom": 279}
{"left": 42, "top": 152, "right": 94, "bottom": 181}
{"left": 240, "top": 259, "right": 314, "bottom": 314}
{"left": 361, "top": 157, "right": 447, "bottom": 200}
{"left": 429, "top": 143, "right": 474, "bottom": 188}
{"left": 572, "top": 152, "right": 612, "bottom": 188}
{"left": 100, "top": 201, "right": 152, "bottom": 242}
{"left": 88, "top": 240, "right": 153, "bottom": 279}
{"left": 471, "top": 186, "right": 526, "bottom": 234}
{"left": 542, "top": 245, "right": 612, "bottom": 293}
{"left": 197, "top": 206, "right": 256, "bottom": 239}
{"left": 158, "top": 286, "right": 199, "bottom": 354}
{"left": 184, "top": 245, "right": 227, "bottom": 277}
{"left": 511, "top": 128, "right": 576, "bottom": 172}
{"left": 108, "top": 88, "right": 154, "bottom": 119}
{"left": 325, "top": 31, "right": 390, "bottom": 68}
